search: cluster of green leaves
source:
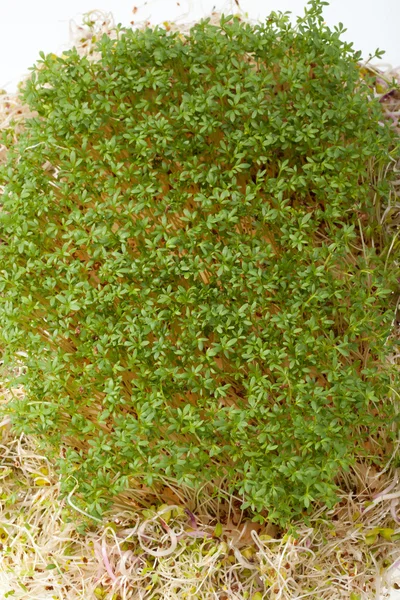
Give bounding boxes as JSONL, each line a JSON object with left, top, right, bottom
{"left": 0, "top": 0, "right": 398, "bottom": 525}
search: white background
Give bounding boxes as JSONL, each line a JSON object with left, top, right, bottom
{"left": 0, "top": 0, "right": 399, "bottom": 597}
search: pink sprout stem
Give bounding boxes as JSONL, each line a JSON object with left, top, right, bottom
{"left": 185, "top": 508, "right": 198, "bottom": 529}
{"left": 101, "top": 539, "right": 117, "bottom": 583}
{"left": 390, "top": 500, "right": 400, "bottom": 525}
{"left": 372, "top": 478, "right": 398, "bottom": 501}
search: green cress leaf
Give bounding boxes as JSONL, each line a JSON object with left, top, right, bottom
{"left": 0, "top": 0, "right": 398, "bottom": 526}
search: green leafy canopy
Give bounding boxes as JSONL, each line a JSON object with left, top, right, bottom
{"left": 0, "top": 0, "right": 398, "bottom": 526}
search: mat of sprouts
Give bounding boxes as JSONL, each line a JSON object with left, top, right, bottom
{"left": 0, "top": 6, "right": 399, "bottom": 600}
